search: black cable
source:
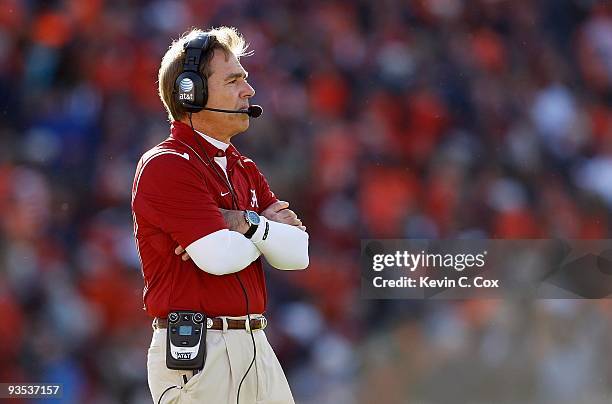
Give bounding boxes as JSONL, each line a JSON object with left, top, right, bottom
{"left": 157, "top": 385, "right": 179, "bottom": 404}
{"left": 236, "top": 273, "right": 257, "bottom": 404}
{"left": 187, "top": 114, "right": 257, "bottom": 404}
{"left": 156, "top": 349, "right": 192, "bottom": 403}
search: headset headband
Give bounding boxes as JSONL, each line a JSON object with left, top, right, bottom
{"left": 182, "top": 35, "right": 209, "bottom": 73}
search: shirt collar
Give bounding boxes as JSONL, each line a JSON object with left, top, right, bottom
{"left": 170, "top": 120, "right": 241, "bottom": 161}
{"left": 195, "top": 129, "right": 229, "bottom": 152}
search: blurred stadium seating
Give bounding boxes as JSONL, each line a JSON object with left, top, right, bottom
{"left": 0, "top": 0, "right": 611, "bottom": 403}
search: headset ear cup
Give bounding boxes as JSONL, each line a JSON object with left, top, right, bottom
{"left": 175, "top": 71, "right": 205, "bottom": 113}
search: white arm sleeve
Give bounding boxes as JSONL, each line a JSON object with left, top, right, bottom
{"left": 185, "top": 229, "right": 261, "bottom": 276}
{"left": 251, "top": 217, "right": 310, "bottom": 270}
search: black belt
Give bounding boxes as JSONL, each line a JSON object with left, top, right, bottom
{"left": 153, "top": 316, "right": 267, "bottom": 331}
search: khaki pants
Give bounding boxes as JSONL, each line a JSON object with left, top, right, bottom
{"left": 147, "top": 316, "right": 295, "bottom": 404}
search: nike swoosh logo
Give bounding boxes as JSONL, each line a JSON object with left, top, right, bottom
{"left": 221, "top": 191, "right": 230, "bottom": 197}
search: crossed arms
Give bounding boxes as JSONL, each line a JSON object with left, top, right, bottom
{"left": 175, "top": 200, "right": 309, "bottom": 275}
{"left": 133, "top": 152, "right": 308, "bottom": 275}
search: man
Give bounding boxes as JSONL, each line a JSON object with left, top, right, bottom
{"left": 131, "top": 26, "right": 309, "bottom": 404}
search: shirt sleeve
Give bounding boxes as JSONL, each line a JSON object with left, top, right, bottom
{"left": 185, "top": 229, "right": 261, "bottom": 275}
{"left": 132, "top": 153, "right": 226, "bottom": 248}
{"left": 250, "top": 217, "right": 310, "bottom": 270}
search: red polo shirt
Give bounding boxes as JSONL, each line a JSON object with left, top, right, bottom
{"left": 131, "top": 121, "right": 277, "bottom": 318}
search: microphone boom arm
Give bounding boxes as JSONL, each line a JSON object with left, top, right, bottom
{"left": 201, "top": 105, "right": 263, "bottom": 118}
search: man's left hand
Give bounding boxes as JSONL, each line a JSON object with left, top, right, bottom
{"left": 262, "top": 200, "right": 306, "bottom": 231}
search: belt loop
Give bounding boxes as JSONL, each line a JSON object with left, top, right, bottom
{"left": 244, "top": 317, "right": 252, "bottom": 333}
{"left": 222, "top": 317, "right": 228, "bottom": 333}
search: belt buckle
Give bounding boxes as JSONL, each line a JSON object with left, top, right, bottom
{"left": 256, "top": 316, "right": 267, "bottom": 331}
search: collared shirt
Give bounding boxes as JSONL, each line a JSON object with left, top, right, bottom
{"left": 195, "top": 129, "right": 230, "bottom": 177}
{"left": 131, "top": 121, "right": 277, "bottom": 317}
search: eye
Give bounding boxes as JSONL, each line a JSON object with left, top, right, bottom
{"left": 227, "top": 79, "right": 237, "bottom": 84}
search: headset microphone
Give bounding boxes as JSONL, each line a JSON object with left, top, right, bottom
{"left": 246, "top": 105, "right": 263, "bottom": 118}
{"left": 202, "top": 105, "right": 263, "bottom": 118}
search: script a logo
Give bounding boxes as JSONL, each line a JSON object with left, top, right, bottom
{"left": 176, "top": 352, "right": 191, "bottom": 360}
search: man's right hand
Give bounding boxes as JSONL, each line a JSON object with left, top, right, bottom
{"left": 262, "top": 200, "right": 306, "bottom": 231}
{"left": 175, "top": 245, "right": 190, "bottom": 261}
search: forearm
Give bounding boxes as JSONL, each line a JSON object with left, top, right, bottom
{"left": 218, "top": 207, "right": 309, "bottom": 270}
{"left": 220, "top": 208, "right": 249, "bottom": 234}
{"left": 185, "top": 229, "right": 261, "bottom": 275}
{"left": 250, "top": 217, "right": 309, "bottom": 270}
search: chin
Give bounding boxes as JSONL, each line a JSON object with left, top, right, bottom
{"left": 238, "top": 119, "right": 250, "bottom": 132}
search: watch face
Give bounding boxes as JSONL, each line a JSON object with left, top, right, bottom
{"left": 247, "top": 211, "right": 260, "bottom": 225}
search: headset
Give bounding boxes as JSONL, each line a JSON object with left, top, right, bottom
{"left": 175, "top": 34, "right": 211, "bottom": 112}
{"left": 174, "top": 34, "right": 263, "bottom": 117}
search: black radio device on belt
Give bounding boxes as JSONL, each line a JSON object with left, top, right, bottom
{"left": 166, "top": 310, "right": 208, "bottom": 370}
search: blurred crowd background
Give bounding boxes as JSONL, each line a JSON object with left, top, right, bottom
{"left": 1, "top": 0, "right": 612, "bottom": 403}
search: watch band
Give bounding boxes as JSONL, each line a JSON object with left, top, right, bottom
{"left": 244, "top": 222, "right": 258, "bottom": 239}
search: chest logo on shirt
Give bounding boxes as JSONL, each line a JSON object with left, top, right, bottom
{"left": 250, "top": 189, "right": 258, "bottom": 208}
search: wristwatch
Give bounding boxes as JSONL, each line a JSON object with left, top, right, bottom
{"left": 243, "top": 210, "right": 261, "bottom": 239}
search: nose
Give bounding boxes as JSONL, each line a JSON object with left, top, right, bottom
{"left": 242, "top": 81, "right": 255, "bottom": 99}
